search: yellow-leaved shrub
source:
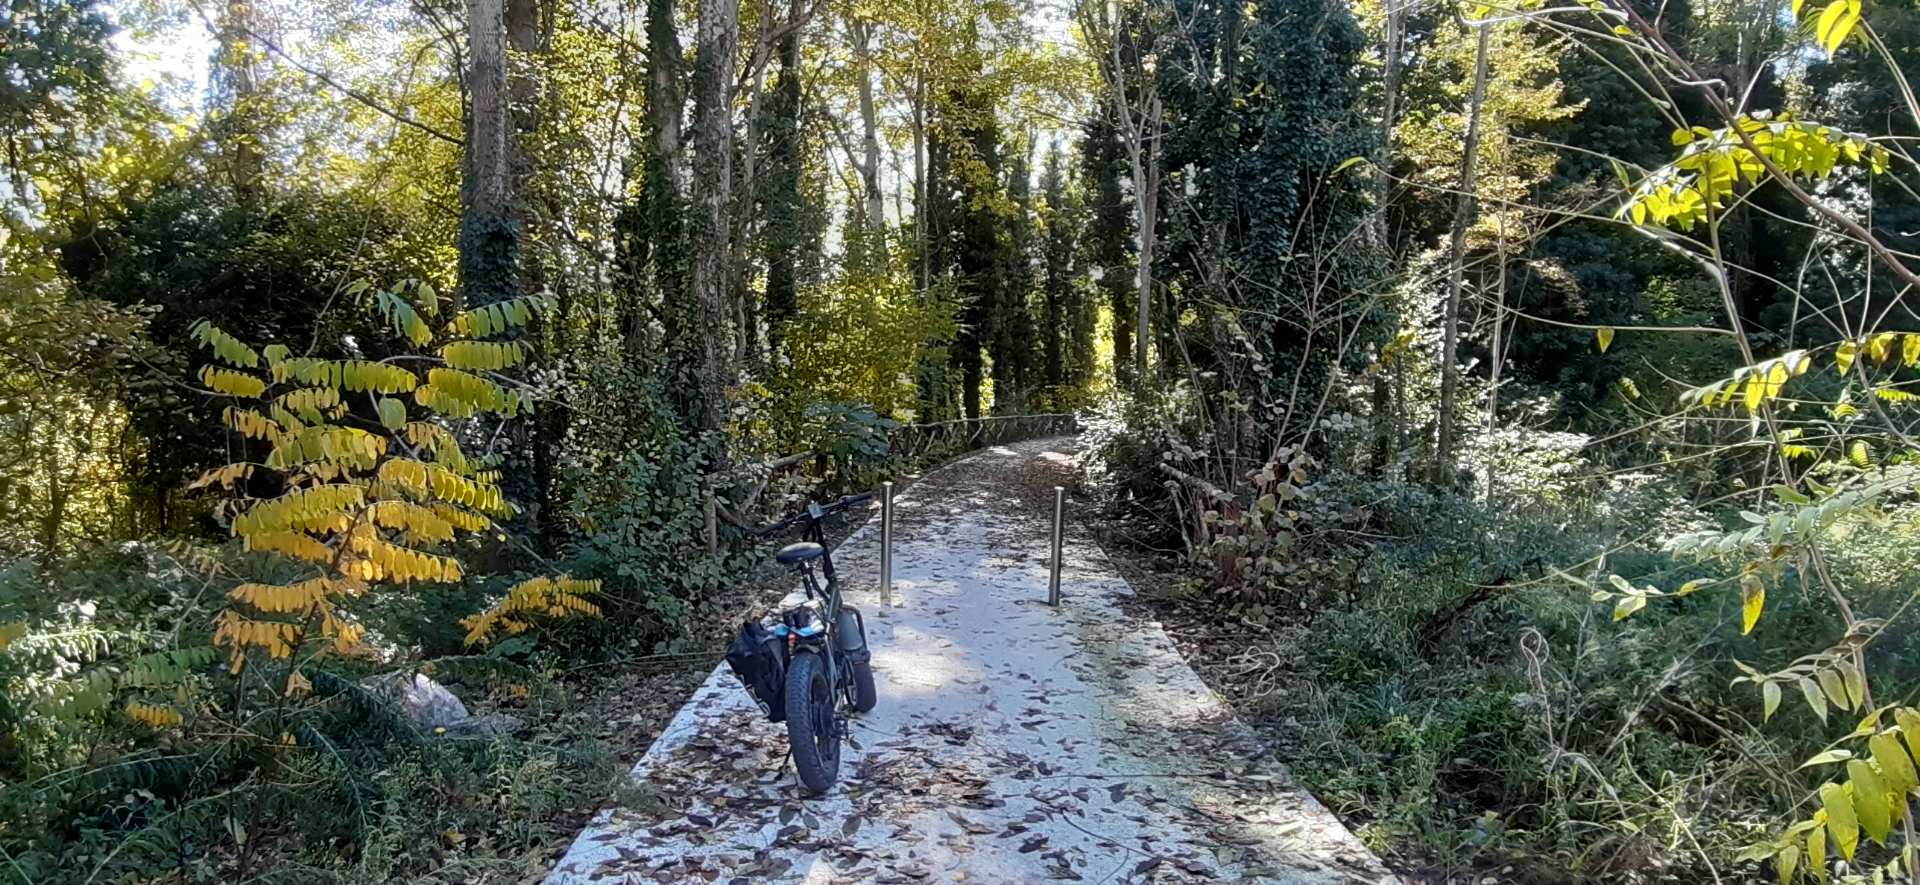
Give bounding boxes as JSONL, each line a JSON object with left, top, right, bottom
{"left": 188, "top": 283, "right": 600, "bottom": 678}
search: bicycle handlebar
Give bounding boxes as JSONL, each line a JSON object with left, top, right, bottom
{"left": 753, "top": 492, "right": 876, "bottom": 539}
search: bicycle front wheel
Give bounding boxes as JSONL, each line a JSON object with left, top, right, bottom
{"left": 784, "top": 651, "right": 841, "bottom": 794}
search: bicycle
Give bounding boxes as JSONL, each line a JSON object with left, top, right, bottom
{"left": 724, "top": 493, "right": 878, "bottom": 794}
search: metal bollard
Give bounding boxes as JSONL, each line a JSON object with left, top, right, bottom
{"left": 1048, "top": 486, "right": 1064, "bottom": 606}
{"left": 880, "top": 481, "right": 894, "bottom": 607}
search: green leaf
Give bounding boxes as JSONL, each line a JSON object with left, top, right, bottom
{"left": 1613, "top": 594, "right": 1647, "bottom": 621}
{"left": 1820, "top": 669, "right": 1855, "bottom": 712}
{"left": 1773, "top": 485, "right": 1812, "bottom": 505}
{"left": 1596, "top": 327, "right": 1616, "bottom": 353}
{"left": 376, "top": 397, "right": 406, "bottom": 431}
{"left": 1869, "top": 732, "right": 1916, "bottom": 800}
{"left": 1802, "top": 748, "right": 1854, "bottom": 769}
{"left": 1807, "top": 821, "right": 1827, "bottom": 881}
{"left": 1777, "top": 842, "right": 1800, "bottom": 885}
{"left": 1841, "top": 662, "right": 1868, "bottom": 712}
{"left": 1849, "top": 760, "right": 1892, "bottom": 844}
{"left": 1822, "top": 782, "right": 1859, "bottom": 861}
{"left": 1896, "top": 708, "right": 1920, "bottom": 761}
{"left": 1764, "top": 680, "right": 1783, "bottom": 722}
{"left": 1801, "top": 677, "right": 1830, "bottom": 723}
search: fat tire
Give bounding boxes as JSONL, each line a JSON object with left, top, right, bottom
{"left": 851, "top": 660, "right": 878, "bottom": 713}
{"left": 784, "top": 651, "right": 840, "bottom": 794}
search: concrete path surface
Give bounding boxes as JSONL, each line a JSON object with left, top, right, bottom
{"left": 547, "top": 439, "right": 1394, "bottom": 884}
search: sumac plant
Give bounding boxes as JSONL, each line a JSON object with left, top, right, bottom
{"left": 187, "top": 281, "right": 600, "bottom": 698}
{"left": 1582, "top": 0, "right": 1920, "bottom": 864}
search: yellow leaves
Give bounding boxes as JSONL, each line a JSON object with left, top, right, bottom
{"left": 182, "top": 295, "right": 560, "bottom": 673}
{"left": 1812, "top": 0, "right": 1862, "bottom": 54}
{"left": 274, "top": 357, "right": 419, "bottom": 394}
{"left": 224, "top": 407, "right": 283, "bottom": 442}
{"left": 126, "top": 701, "right": 185, "bottom": 728}
{"left": 378, "top": 458, "right": 432, "bottom": 497}
{"left": 243, "top": 530, "right": 332, "bottom": 563}
{"left": 416, "top": 368, "right": 521, "bottom": 418}
{"left": 266, "top": 426, "right": 389, "bottom": 471}
{"left": 439, "top": 340, "right": 529, "bottom": 372}
{"left": 278, "top": 387, "right": 344, "bottom": 424}
{"left": 190, "top": 462, "right": 257, "bottom": 491}
{"left": 1741, "top": 573, "right": 1766, "bottom": 635}
{"left": 461, "top": 575, "right": 603, "bottom": 646}
{"left": 1836, "top": 339, "right": 1859, "bottom": 375}
{"left": 212, "top": 610, "right": 301, "bottom": 660}
{"left": 1682, "top": 351, "right": 1810, "bottom": 414}
{"left": 190, "top": 320, "right": 259, "bottom": 368}
{"left": 426, "top": 463, "right": 510, "bottom": 517}
{"left": 432, "top": 502, "right": 492, "bottom": 533}
{"left": 343, "top": 535, "right": 463, "bottom": 584}
{"left": 233, "top": 483, "right": 366, "bottom": 537}
{"left": 402, "top": 423, "right": 473, "bottom": 474}
{"left": 201, "top": 365, "right": 266, "bottom": 398}
{"left": 367, "top": 500, "right": 456, "bottom": 544}
{"left": 1849, "top": 440, "right": 1873, "bottom": 469}
{"left": 228, "top": 576, "right": 342, "bottom": 614}
{"left": 1625, "top": 114, "right": 1887, "bottom": 232}
{"left": 1595, "top": 327, "right": 1615, "bottom": 353}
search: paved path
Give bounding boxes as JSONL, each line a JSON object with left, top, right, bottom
{"left": 547, "top": 439, "right": 1393, "bottom": 884}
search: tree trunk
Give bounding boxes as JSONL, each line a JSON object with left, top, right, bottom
{"left": 762, "top": 5, "right": 805, "bottom": 353}
{"left": 461, "top": 0, "right": 520, "bottom": 311}
{"left": 852, "top": 18, "right": 886, "bottom": 233}
{"left": 1435, "top": 21, "right": 1490, "bottom": 480}
{"left": 217, "top": 0, "right": 265, "bottom": 196}
{"left": 686, "top": 0, "right": 739, "bottom": 432}
{"left": 1372, "top": 0, "right": 1405, "bottom": 247}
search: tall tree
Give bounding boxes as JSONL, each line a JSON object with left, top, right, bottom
{"left": 927, "top": 77, "right": 1006, "bottom": 423}
{"left": 462, "top": 0, "right": 521, "bottom": 310}
{"left": 1434, "top": 19, "right": 1489, "bottom": 477}
{"left": 1080, "top": 106, "right": 1134, "bottom": 389}
{"left": 1078, "top": 0, "right": 1162, "bottom": 385}
{"left": 993, "top": 143, "right": 1038, "bottom": 407}
{"left": 683, "top": 0, "right": 740, "bottom": 432}
{"left": 214, "top": 0, "right": 267, "bottom": 196}
{"left": 760, "top": 0, "right": 809, "bottom": 354}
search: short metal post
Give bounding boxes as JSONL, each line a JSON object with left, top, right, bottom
{"left": 1048, "top": 486, "right": 1065, "bottom": 606}
{"left": 880, "top": 481, "right": 895, "bottom": 607}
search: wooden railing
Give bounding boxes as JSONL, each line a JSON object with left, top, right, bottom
{"left": 886, "top": 413, "right": 1079, "bottom": 462}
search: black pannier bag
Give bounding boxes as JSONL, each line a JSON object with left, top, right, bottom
{"left": 725, "top": 620, "right": 788, "bottom": 721}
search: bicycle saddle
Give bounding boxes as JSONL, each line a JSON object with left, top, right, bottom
{"left": 775, "top": 542, "right": 825, "bottom": 565}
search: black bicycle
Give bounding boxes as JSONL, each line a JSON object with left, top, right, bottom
{"left": 725, "top": 493, "right": 878, "bottom": 794}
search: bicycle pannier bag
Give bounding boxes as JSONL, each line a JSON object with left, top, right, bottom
{"left": 725, "top": 620, "right": 788, "bottom": 721}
